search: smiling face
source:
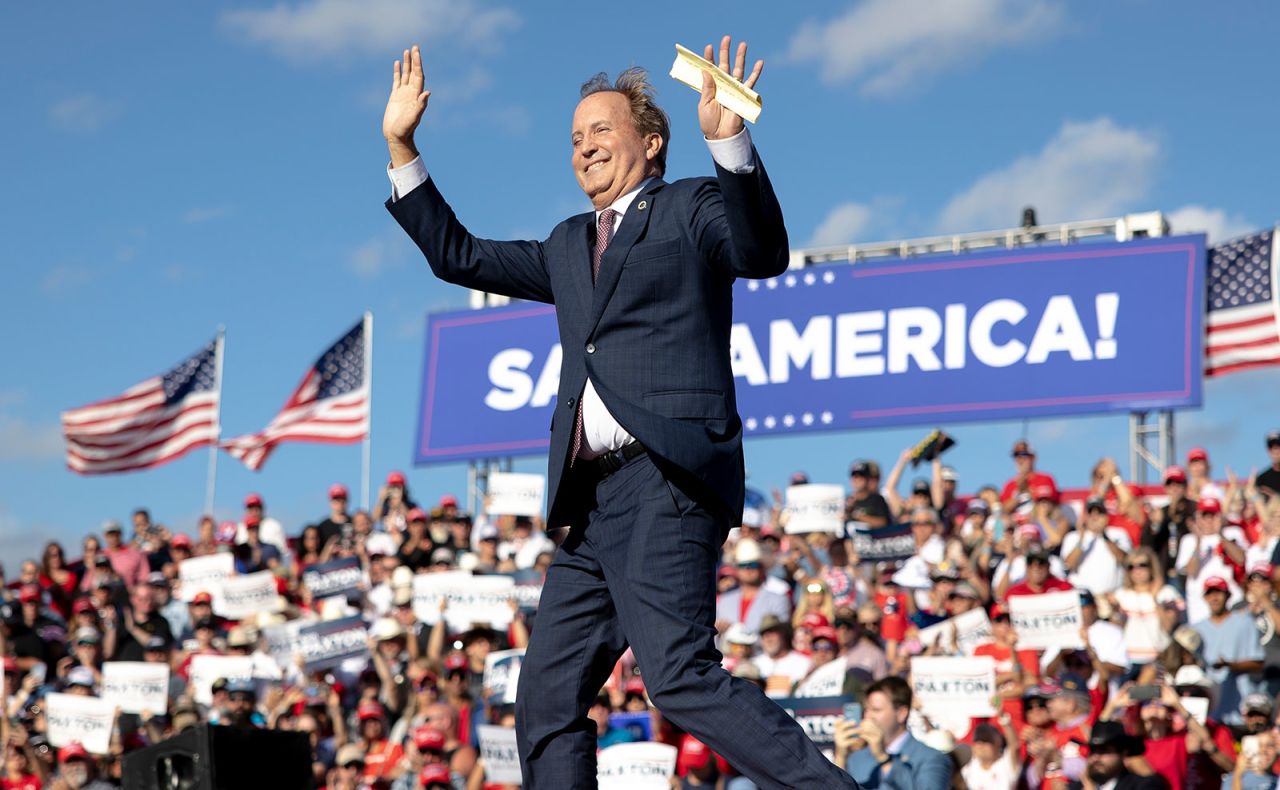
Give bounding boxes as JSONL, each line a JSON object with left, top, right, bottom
{"left": 571, "top": 91, "right": 660, "bottom": 210}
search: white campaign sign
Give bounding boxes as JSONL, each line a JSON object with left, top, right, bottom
{"left": 102, "top": 662, "right": 170, "bottom": 714}
{"left": 784, "top": 484, "right": 845, "bottom": 534}
{"left": 794, "top": 657, "right": 847, "bottom": 698}
{"left": 412, "top": 571, "right": 516, "bottom": 631}
{"left": 178, "top": 553, "right": 233, "bottom": 602}
{"left": 483, "top": 649, "right": 525, "bottom": 704}
{"left": 216, "top": 571, "right": 281, "bottom": 619}
{"left": 1008, "top": 591, "right": 1085, "bottom": 651}
{"left": 45, "top": 693, "right": 115, "bottom": 754}
{"left": 916, "top": 608, "right": 993, "bottom": 656}
{"left": 911, "top": 656, "right": 998, "bottom": 718}
{"left": 597, "top": 742, "right": 678, "bottom": 789}
{"left": 487, "top": 472, "right": 545, "bottom": 517}
{"left": 188, "top": 654, "right": 254, "bottom": 706}
{"left": 477, "top": 725, "right": 522, "bottom": 784}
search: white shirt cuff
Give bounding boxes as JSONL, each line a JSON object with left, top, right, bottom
{"left": 388, "top": 156, "right": 429, "bottom": 201}
{"left": 705, "top": 128, "right": 754, "bottom": 174}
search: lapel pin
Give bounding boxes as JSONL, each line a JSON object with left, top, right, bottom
{"left": 637, "top": 200, "right": 647, "bottom": 210}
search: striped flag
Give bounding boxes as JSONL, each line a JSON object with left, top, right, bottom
{"left": 1206, "top": 228, "right": 1280, "bottom": 376}
{"left": 222, "top": 317, "right": 369, "bottom": 471}
{"left": 62, "top": 339, "right": 221, "bottom": 475}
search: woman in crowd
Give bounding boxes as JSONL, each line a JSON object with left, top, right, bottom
{"left": 1108, "top": 546, "right": 1182, "bottom": 670}
{"left": 38, "top": 542, "right": 77, "bottom": 620}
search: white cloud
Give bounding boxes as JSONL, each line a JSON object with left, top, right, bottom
{"left": 787, "top": 0, "right": 1063, "bottom": 96}
{"left": 808, "top": 202, "right": 873, "bottom": 247}
{"left": 182, "top": 206, "right": 232, "bottom": 224}
{"left": 1166, "top": 205, "right": 1255, "bottom": 244}
{"left": 348, "top": 233, "right": 406, "bottom": 278}
{"left": 938, "top": 117, "right": 1160, "bottom": 233}
{"left": 0, "top": 414, "right": 63, "bottom": 463}
{"left": 48, "top": 94, "right": 121, "bottom": 132}
{"left": 222, "top": 0, "right": 519, "bottom": 62}
{"left": 41, "top": 265, "right": 97, "bottom": 294}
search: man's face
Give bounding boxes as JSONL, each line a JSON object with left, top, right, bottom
{"left": 331, "top": 496, "right": 347, "bottom": 514}
{"left": 1046, "top": 694, "right": 1079, "bottom": 723}
{"left": 105, "top": 530, "right": 122, "bottom": 548}
{"left": 1269, "top": 444, "right": 1280, "bottom": 466}
{"left": 849, "top": 472, "right": 868, "bottom": 495}
{"left": 1189, "top": 459, "right": 1208, "bottom": 477}
{"left": 760, "top": 629, "right": 785, "bottom": 656}
{"left": 1014, "top": 452, "right": 1034, "bottom": 474}
{"left": 571, "top": 92, "right": 657, "bottom": 210}
{"left": 246, "top": 504, "right": 263, "bottom": 521}
{"left": 1086, "top": 746, "right": 1125, "bottom": 782}
{"left": 1166, "top": 480, "right": 1186, "bottom": 500}
{"left": 133, "top": 512, "right": 149, "bottom": 532}
{"left": 1199, "top": 512, "right": 1223, "bottom": 535}
{"left": 1026, "top": 557, "right": 1049, "bottom": 584}
{"left": 736, "top": 563, "right": 762, "bottom": 586}
{"left": 1207, "top": 589, "right": 1229, "bottom": 616}
{"left": 863, "top": 690, "right": 905, "bottom": 741}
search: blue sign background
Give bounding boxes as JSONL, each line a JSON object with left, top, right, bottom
{"left": 414, "top": 235, "right": 1204, "bottom": 464}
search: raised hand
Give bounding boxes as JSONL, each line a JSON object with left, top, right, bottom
{"left": 698, "top": 35, "right": 763, "bottom": 140}
{"left": 383, "top": 45, "right": 432, "bottom": 166}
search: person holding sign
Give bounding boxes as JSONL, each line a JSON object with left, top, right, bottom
{"left": 382, "top": 34, "right": 854, "bottom": 790}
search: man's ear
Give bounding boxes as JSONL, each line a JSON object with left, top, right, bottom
{"left": 645, "top": 133, "right": 663, "bottom": 162}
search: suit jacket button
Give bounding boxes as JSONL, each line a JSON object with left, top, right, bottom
{"left": 586, "top": 343, "right": 596, "bottom": 354}
{"left": 566, "top": 398, "right": 575, "bottom": 408}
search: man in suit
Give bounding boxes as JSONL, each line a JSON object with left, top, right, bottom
{"left": 381, "top": 37, "right": 857, "bottom": 790}
{"left": 834, "top": 677, "right": 953, "bottom": 788}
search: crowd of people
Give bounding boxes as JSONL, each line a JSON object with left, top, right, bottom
{"left": 5, "top": 433, "right": 1280, "bottom": 789}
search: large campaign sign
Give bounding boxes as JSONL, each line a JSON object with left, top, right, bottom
{"left": 415, "top": 236, "right": 1204, "bottom": 463}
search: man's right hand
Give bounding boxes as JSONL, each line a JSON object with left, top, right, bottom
{"left": 383, "top": 45, "right": 431, "bottom": 167}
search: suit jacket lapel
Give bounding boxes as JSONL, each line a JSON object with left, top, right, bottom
{"left": 568, "top": 213, "right": 594, "bottom": 314}
{"left": 588, "top": 179, "right": 662, "bottom": 333}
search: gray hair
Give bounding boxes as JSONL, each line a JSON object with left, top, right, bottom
{"left": 580, "top": 67, "right": 670, "bottom": 176}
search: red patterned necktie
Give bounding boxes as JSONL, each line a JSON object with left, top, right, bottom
{"left": 571, "top": 208, "right": 619, "bottom": 463}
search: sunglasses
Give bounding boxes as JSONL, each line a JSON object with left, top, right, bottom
{"left": 1023, "top": 699, "right": 1048, "bottom": 710}
{"left": 1127, "top": 563, "right": 1150, "bottom": 570}
{"left": 813, "top": 642, "right": 837, "bottom": 651}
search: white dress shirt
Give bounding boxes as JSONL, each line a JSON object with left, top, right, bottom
{"left": 388, "top": 128, "right": 755, "bottom": 456}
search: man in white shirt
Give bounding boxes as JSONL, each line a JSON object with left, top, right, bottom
{"left": 751, "top": 614, "right": 812, "bottom": 697}
{"left": 235, "top": 493, "right": 287, "bottom": 555}
{"left": 1177, "top": 497, "right": 1247, "bottom": 624}
{"left": 1060, "top": 496, "right": 1132, "bottom": 596}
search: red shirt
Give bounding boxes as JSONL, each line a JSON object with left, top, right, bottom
{"left": 973, "top": 642, "right": 1041, "bottom": 681}
{"left": 363, "top": 739, "right": 404, "bottom": 781}
{"left": 1000, "top": 472, "right": 1056, "bottom": 505}
{"left": 1005, "top": 577, "right": 1075, "bottom": 597}
{"left": 1144, "top": 733, "right": 1188, "bottom": 790}
{"left": 0, "top": 775, "right": 42, "bottom": 790}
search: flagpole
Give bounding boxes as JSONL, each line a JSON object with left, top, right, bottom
{"left": 361, "top": 311, "right": 373, "bottom": 512}
{"left": 205, "top": 327, "right": 225, "bottom": 516}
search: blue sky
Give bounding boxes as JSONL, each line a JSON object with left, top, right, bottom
{"left": 4, "top": 1, "right": 1279, "bottom": 575}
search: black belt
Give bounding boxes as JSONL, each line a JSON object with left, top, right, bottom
{"left": 583, "top": 441, "right": 647, "bottom": 478}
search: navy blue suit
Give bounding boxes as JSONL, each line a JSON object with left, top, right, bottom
{"left": 388, "top": 147, "right": 857, "bottom": 789}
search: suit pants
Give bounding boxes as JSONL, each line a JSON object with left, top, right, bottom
{"left": 514, "top": 452, "right": 858, "bottom": 789}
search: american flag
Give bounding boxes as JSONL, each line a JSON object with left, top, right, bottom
{"left": 62, "top": 339, "right": 221, "bottom": 475}
{"left": 1206, "top": 228, "right": 1280, "bottom": 377}
{"left": 222, "top": 316, "right": 369, "bottom": 471}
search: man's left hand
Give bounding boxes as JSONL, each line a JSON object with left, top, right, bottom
{"left": 698, "top": 35, "right": 763, "bottom": 140}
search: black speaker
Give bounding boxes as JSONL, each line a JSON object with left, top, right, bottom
{"left": 122, "top": 724, "right": 311, "bottom": 789}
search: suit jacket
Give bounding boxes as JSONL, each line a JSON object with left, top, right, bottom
{"left": 387, "top": 150, "right": 788, "bottom": 527}
{"left": 846, "top": 735, "right": 953, "bottom": 790}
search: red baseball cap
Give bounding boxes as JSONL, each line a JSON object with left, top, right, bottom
{"left": 623, "top": 677, "right": 646, "bottom": 696}
{"left": 3, "top": 656, "right": 17, "bottom": 672}
{"left": 244, "top": 493, "right": 264, "bottom": 508}
{"left": 810, "top": 626, "right": 839, "bottom": 645}
{"left": 444, "top": 654, "right": 468, "bottom": 671}
{"left": 800, "top": 612, "right": 830, "bottom": 630}
{"left": 439, "top": 495, "right": 458, "bottom": 508}
{"left": 328, "top": 483, "right": 349, "bottom": 500}
{"left": 1188, "top": 447, "right": 1209, "bottom": 463}
{"left": 1031, "top": 481, "right": 1058, "bottom": 502}
{"left": 1198, "top": 497, "right": 1222, "bottom": 514}
{"left": 1250, "top": 563, "right": 1274, "bottom": 579}
{"left": 18, "top": 585, "right": 40, "bottom": 604}
{"left": 191, "top": 591, "right": 213, "bottom": 605}
{"left": 1204, "top": 576, "right": 1231, "bottom": 593}
{"left": 1164, "top": 465, "right": 1187, "bottom": 484}
{"left": 387, "top": 471, "right": 406, "bottom": 486}
{"left": 407, "top": 507, "right": 428, "bottom": 523}
{"left": 357, "top": 701, "right": 386, "bottom": 721}
{"left": 419, "top": 765, "right": 451, "bottom": 786}
{"left": 58, "top": 742, "right": 91, "bottom": 763}
{"left": 72, "top": 598, "right": 95, "bottom": 615}
{"left": 677, "top": 735, "right": 713, "bottom": 775}
{"left": 170, "top": 533, "right": 193, "bottom": 548}
{"left": 243, "top": 513, "right": 261, "bottom": 528}
{"left": 413, "top": 726, "right": 446, "bottom": 752}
